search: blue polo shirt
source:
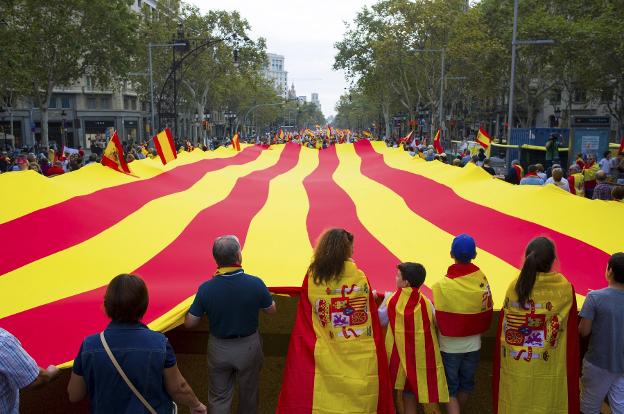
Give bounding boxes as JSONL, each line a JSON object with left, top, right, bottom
{"left": 188, "top": 269, "right": 273, "bottom": 338}
{"left": 73, "top": 322, "right": 176, "bottom": 414}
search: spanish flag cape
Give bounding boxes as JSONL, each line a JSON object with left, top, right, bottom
{"left": 493, "top": 272, "right": 579, "bottom": 414}
{"left": 432, "top": 263, "right": 493, "bottom": 337}
{"left": 567, "top": 172, "right": 584, "bottom": 196}
{"left": 277, "top": 260, "right": 395, "bottom": 413}
{"left": 385, "top": 288, "right": 449, "bottom": 403}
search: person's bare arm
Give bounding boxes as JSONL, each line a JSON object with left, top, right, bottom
{"left": 164, "top": 364, "right": 207, "bottom": 414}
{"left": 579, "top": 317, "right": 593, "bottom": 338}
{"left": 184, "top": 313, "right": 202, "bottom": 329}
{"left": 262, "top": 301, "right": 277, "bottom": 315}
{"left": 25, "top": 365, "right": 60, "bottom": 390}
{"left": 67, "top": 372, "right": 87, "bottom": 402}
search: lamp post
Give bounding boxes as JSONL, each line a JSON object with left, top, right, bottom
{"left": 506, "top": 0, "right": 554, "bottom": 142}
{"left": 148, "top": 42, "right": 187, "bottom": 138}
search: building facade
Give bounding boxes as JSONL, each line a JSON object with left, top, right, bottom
{"left": 311, "top": 93, "right": 320, "bottom": 111}
{"left": 262, "top": 53, "right": 288, "bottom": 98}
{"left": 0, "top": 0, "right": 160, "bottom": 151}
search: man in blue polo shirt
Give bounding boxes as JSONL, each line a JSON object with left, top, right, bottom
{"left": 185, "top": 235, "right": 276, "bottom": 414}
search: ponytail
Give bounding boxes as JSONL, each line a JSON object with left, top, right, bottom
{"left": 515, "top": 252, "right": 538, "bottom": 307}
{"left": 515, "top": 237, "right": 556, "bottom": 307}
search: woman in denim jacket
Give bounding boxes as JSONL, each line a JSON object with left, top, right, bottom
{"left": 67, "top": 274, "right": 206, "bottom": 414}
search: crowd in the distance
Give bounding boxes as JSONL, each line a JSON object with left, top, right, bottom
{"left": 2, "top": 229, "right": 623, "bottom": 414}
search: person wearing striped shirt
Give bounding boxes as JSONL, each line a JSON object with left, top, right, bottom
{"left": 0, "top": 328, "right": 60, "bottom": 414}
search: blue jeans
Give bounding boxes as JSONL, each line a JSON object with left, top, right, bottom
{"left": 441, "top": 350, "right": 480, "bottom": 397}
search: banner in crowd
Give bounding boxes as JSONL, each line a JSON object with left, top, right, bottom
{"left": 0, "top": 141, "right": 621, "bottom": 367}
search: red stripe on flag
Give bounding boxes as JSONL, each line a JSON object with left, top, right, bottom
{"left": 0, "top": 146, "right": 262, "bottom": 277}
{"left": 152, "top": 131, "right": 166, "bottom": 165}
{"left": 0, "top": 144, "right": 301, "bottom": 366}
{"left": 276, "top": 274, "right": 317, "bottom": 413}
{"left": 403, "top": 290, "right": 420, "bottom": 401}
{"left": 165, "top": 128, "right": 177, "bottom": 160}
{"left": 435, "top": 309, "right": 493, "bottom": 337}
{"left": 303, "top": 145, "right": 431, "bottom": 297}
{"left": 419, "top": 295, "right": 440, "bottom": 402}
{"left": 388, "top": 291, "right": 401, "bottom": 387}
{"left": 354, "top": 140, "right": 608, "bottom": 296}
{"left": 367, "top": 286, "right": 396, "bottom": 413}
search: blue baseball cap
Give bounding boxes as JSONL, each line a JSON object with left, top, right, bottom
{"left": 451, "top": 234, "right": 477, "bottom": 263}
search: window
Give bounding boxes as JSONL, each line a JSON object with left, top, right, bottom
{"left": 49, "top": 96, "right": 57, "bottom": 109}
{"left": 549, "top": 89, "right": 561, "bottom": 105}
{"left": 573, "top": 87, "right": 586, "bottom": 103}
{"left": 100, "top": 96, "right": 111, "bottom": 109}
{"left": 61, "top": 95, "right": 71, "bottom": 108}
{"left": 601, "top": 88, "right": 613, "bottom": 103}
{"left": 86, "top": 77, "right": 94, "bottom": 91}
{"left": 87, "top": 96, "right": 97, "bottom": 110}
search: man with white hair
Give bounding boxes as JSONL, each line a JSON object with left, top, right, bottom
{"left": 185, "top": 235, "right": 276, "bottom": 414}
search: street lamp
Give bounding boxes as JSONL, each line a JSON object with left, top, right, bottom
{"left": 507, "top": 0, "right": 554, "bottom": 142}
{"left": 148, "top": 41, "right": 187, "bottom": 138}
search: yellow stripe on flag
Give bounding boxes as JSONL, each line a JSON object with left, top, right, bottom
{"left": 370, "top": 142, "right": 622, "bottom": 254}
{"left": 333, "top": 144, "right": 518, "bottom": 306}
{"left": 243, "top": 147, "right": 318, "bottom": 284}
{"left": 0, "top": 147, "right": 285, "bottom": 319}
{"left": 0, "top": 149, "right": 238, "bottom": 224}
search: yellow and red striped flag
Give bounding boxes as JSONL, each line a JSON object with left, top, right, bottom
{"left": 476, "top": 127, "right": 492, "bottom": 150}
{"left": 0, "top": 140, "right": 619, "bottom": 370}
{"left": 231, "top": 132, "right": 241, "bottom": 151}
{"left": 153, "top": 128, "right": 177, "bottom": 165}
{"left": 279, "top": 128, "right": 285, "bottom": 140}
{"left": 432, "top": 263, "right": 493, "bottom": 336}
{"left": 101, "top": 131, "right": 130, "bottom": 173}
{"left": 385, "top": 288, "right": 449, "bottom": 403}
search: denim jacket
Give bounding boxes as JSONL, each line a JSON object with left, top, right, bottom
{"left": 72, "top": 321, "right": 176, "bottom": 413}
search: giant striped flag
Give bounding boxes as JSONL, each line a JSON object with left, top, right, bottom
{"left": 153, "top": 128, "right": 177, "bottom": 165}
{"left": 0, "top": 141, "right": 621, "bottom": 368}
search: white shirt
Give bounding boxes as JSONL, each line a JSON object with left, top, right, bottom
{"left": 599, "top": 158, "right": 612, "bottom": 174}
{"left": 438, "top": 333, "right": 481, "bottom": 353}
{"left": 545, "top": 176, "right": 570, "bottom": 192}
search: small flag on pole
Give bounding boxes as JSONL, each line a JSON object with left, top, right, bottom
{"left": 101, "top": 131, "right": 131, "bottom": 173}
{"left": 433, "top": 129, "right": 444, "bottom": 154}
{"left": 232, "top": 132, "right": 241, "bottom": 151}
{"left": 153, "top": 128, "right": 177, "bottom": 165}
{"left": 476, "top": 127, "right": 492, "bottom": 149}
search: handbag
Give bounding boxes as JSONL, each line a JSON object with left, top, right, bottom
{"left": 100, "top": 332, "right": 178, "bottom": 414}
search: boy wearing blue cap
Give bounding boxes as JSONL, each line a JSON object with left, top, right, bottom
{"left": 432, "top": 234, "right": 493, "bottom": 414}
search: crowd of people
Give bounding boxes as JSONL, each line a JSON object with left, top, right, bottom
{"left": 2, "top": 229, "right": 622, "bottom": 414}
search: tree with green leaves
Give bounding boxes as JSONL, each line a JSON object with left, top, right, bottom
{"left": 2, "top": 0, "right": 138, "bottom": 147}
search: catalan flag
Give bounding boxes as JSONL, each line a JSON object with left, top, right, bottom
{"left": 0, "top": 141, "right": 620, "bottom": 369}
{"left": 101, "top": 131, "right": 130, "bottom": 173}
{"left": 279, "top": 128, "right": 285, "bottom": 140}
{"left": 153, "top": 128, "right": 177, "bottom": 165}
{"left": 277, "top": 261, "right": 395, "bottom": 413}
{"left": 385, "top": 288, "right": 448, "bottom": 403}
{"left": 476, "top": 127, "right": 492, "bottom": 150}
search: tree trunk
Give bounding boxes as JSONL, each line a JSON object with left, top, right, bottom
{"left": 40, "top": 107, "right": 49, "bottom": 148}
{"left": 382, "top": 102, "right": 391, "bottom": 140}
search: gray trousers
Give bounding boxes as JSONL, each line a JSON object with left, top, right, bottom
{"left": 207, "top": 332, "right": 263, "bottom": 414}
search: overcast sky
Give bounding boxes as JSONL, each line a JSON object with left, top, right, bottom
{"left": 193, "top": 0, "right": 377, "bottom": 118}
